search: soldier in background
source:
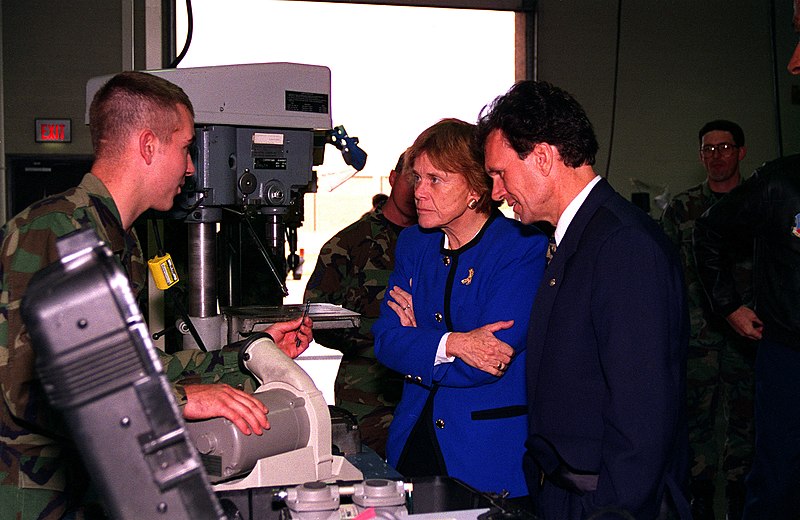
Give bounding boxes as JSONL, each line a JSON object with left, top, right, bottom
{"left": 304, "top": 152, "right": 416, "bottom": 458}
{"left": 660, "top": 120, "right": 754, "bottom": 520}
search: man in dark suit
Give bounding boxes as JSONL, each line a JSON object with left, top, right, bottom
{"left": 476, "top": 81, "right": 690, "bottom": 519}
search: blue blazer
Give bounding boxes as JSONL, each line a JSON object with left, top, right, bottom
{"left": 373, "top": 212, "right": 547, "bottom": 498}
{"left": 524, "top": 179, "right": 691, "bottom": 518}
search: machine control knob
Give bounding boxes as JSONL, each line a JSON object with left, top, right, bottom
{"left": 238, "top": 170, "right": 257, "bottom": 195}
{"left": 264, "top": 181, "right": 286, "bottom": 205}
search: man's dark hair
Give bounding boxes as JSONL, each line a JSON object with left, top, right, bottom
{"left": 698, "top": 119, "right": 745, "bottom": 147}
{"left": 476, "top": 80, "right": 599, "bottom": 168}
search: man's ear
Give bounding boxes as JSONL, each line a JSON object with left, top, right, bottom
{"left": 139, "top": 129, "right": 157, "bottom": 165}
{"left": 389, "top": 168, "right": 397, "bottom": 188}
{"left": 524, "top": 142, "right": 555, "bottom": 177}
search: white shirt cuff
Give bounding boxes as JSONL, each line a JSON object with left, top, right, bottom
{"left": 434, "top": 332, "right": 455, "bottom": 365}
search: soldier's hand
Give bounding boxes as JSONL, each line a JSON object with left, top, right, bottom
{"left": 264, "top": 316, "right": 313, "bottom": 358}
{"left": 726, "top": 305, "right": 763, "bottom": 340}
{"left": 183, "top": 383, "right": 269, "bottom": 435}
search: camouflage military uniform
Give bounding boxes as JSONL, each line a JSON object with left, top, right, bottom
{"left": 0, "top": 173, "right": 257, "bottom": 519}
{"left": 304, "top": 199, "right": 404, "bottom": 458}
{"left": 660, "top": 180, "right": 755, "bottom": 486}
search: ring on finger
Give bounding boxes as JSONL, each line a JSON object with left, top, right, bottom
{"left": 496, "top": 362, "right": 503, "bottom": 371}
{"left": 404, "top": 304, "right": 410, "bottom": 310}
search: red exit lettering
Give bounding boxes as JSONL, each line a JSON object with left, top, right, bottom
{"left": 35, "top": 119, "right": 71, "bottom": 143}
{"left": 40, "top": 124, "right": 65, "bottom": 141}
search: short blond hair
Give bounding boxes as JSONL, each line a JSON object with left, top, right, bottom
{"left": 89, "top": 71, "right": 194, "bottom": 159}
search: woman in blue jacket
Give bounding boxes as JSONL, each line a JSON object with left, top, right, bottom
{"left": 372, "top": 118, "right": 547, "bottom": 498}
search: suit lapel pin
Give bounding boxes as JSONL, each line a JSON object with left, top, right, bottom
{"left": 461, "top": 267, "right": 474, "bottom": 285}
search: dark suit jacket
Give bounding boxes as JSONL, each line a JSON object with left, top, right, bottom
{"left": 524, "top": 179, "right": 691, "bottom": 519}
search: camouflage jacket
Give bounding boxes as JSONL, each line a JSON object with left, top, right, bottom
{"left": 0, "top": 173, "right": 249, "bottom": 517}
{"left": 660, "top": 180, "right": 753, "bottom": 347}
{"left": 303, "top": 200, "right": 404, "bottom": 419}
{"left": 0, "top": 173, "right": 147, "bottom": 512}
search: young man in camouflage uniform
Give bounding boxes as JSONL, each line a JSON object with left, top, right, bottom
{"left": 304, "top": 152, "right": 416, "bottom": 458}
{"left": 660, "top": 120, "right": 754, "bottom": 520}
{"left": 0, "top": 71, "right": 312, "bottom": 519}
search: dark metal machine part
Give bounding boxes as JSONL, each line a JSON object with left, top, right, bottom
{"left": 21, "top": 229, "right": 225, "bottom": 520}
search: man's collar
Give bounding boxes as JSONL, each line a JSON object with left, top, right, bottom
{"left": 554, "top": 176, "right": 601, "bottom": 245}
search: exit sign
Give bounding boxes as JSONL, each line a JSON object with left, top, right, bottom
{"left": 35, "top": 118, "right": 71, "bottom": 143}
